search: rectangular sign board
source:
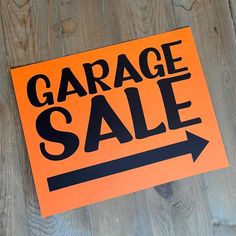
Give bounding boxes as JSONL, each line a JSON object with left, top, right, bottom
{"left": 11, "top": 27, "right": 228, "bottom": 217}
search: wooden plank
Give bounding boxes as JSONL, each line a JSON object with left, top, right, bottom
{"left": 173, "top": 0, "right": 236, "bottom": 234}
{"left": 147, "top": 178, "right": 213, "bottom": 235}
{"left": 0, "top": 0, "right": 32, "bottom": 234}
{"left": 214, "top": 223, "right": 236, "bottom": 236}
{"left": 229, "top": 0, "right": 236, "bottom": 33}
{"left": 0, "top": 12, "right": 29, "bottom": 236}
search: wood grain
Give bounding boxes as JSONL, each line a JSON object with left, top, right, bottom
{"left": 0, "top": 0, "right": 236, "bottom": 235}
{"left": 173, "top": 0, "right": 236, "bottom": 235}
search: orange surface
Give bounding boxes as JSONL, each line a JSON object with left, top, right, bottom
{"left": 11, "top": 27, "right": 228, "bottom": 217}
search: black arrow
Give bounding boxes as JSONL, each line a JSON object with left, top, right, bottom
{"left": 47, "top": 131, "right": 209, "bottom": 191}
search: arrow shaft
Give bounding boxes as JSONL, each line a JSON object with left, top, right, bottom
{"left": 47, "top": 139, "right": 190, "bottom": 191}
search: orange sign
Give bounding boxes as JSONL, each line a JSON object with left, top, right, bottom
{"left": 11, "top": 27, "right": 228, "bottom": 217}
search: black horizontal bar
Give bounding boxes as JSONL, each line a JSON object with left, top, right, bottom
{"left": 47, "top": 139, "right": 188, "bottom": 191}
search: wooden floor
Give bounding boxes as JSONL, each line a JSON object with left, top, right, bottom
{"left": 1, "top": 0, "right": 236, "bottom": 235}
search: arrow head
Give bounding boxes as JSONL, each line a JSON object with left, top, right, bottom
{"left": 186, "top": 131, "right": 209, "bottom": 162}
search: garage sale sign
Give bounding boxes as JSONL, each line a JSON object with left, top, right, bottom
{"left": 11, "top": 27, "right": 228, "bottom": 217}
